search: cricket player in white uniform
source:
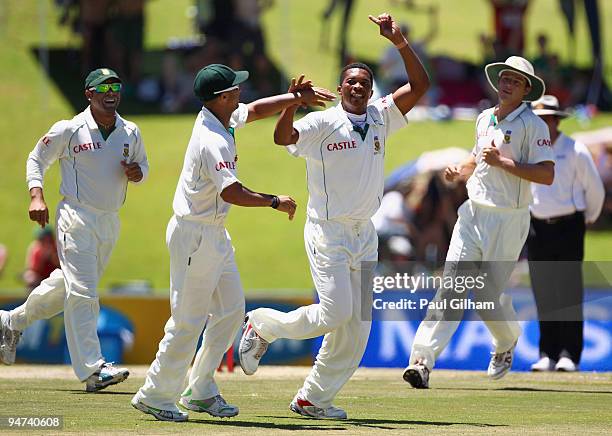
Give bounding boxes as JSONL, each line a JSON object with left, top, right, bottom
{"left": 239, "top": 13, "right": 430, "bottom": 419}
{"left": 403, "top": 56, "right": 555, "bottom": 389}
{"left": 131, "top": 64, "right": 335, "bottom": 422}
{"left": 0, "top": 68, "right": 148, "bottom": 392}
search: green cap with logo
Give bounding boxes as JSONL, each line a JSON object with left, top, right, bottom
{"left": 193, "top": 64, "right": 249, "bottom": 102}
{"left": 84, "top": 68, "right": 122, "bottom": 89}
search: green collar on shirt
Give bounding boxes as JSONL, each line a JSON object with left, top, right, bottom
{"left": 352, "top": 123, "right": 369, "bottom": 141}
{"left": 99, "top": 125, "right": 115, "bottom": 140}
{"left": 228, "top": 127, "right": 235, "bottom": 138}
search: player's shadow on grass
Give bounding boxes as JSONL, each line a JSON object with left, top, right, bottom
{"left": 187, "top": 419, "right": 345, "bottom": 431}
{"left": 259, "top": 416, "right": 506, "bottom": 430}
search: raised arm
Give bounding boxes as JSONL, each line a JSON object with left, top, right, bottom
{"left": 246, "top": 78, "right": 335, "bottom": 123}
{"left": 369, "top": 13, "right": 430, "bottom": 115}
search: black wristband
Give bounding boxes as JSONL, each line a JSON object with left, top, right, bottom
{"left": 270, "top": 195, "right": 280, "bottom": 209}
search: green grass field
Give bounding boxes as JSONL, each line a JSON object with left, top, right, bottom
{"left": 0, "top": 365, "right": 611, "bottom": 434}
{"left": 1, "top": 1, "right": 611, "bottom": 295}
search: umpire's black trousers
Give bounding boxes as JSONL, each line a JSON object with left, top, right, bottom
{"left": 527, "top": 211, "right": 585, "bottom": 364}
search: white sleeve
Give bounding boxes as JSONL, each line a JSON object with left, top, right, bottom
{"left": 371, "top": 94, "right": 408, "bottom": 137}
{"left": 527, "top": 117, "right": 554, "bottom": 164}
{"left": 204, "top": 141, "right": 240, "bottom": 194}
{"left": 575, "top": 141, "right": 605, "bottom": 223}
{"left": 26, "top": 120, "right": 70, "bottom": 190}
{"left": 471, "top": 113, "right": 487, "bottom": 156}
{"left": 130, "top": 126, "right": 149, "bottom": 185}
{"left": 229, "top": 103, "right": 249, "bottom": 130}
{"left": 291, "top": 111, "right": 326, "bottom": 158}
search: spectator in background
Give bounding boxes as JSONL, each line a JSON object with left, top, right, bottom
{"left": 22, "top": 227, "right": 60, "bottom": 294}
{"left": 528, "top": 95, "right": 605, "bottom": 372}
{"left": 107, "top": 0, "right": 146, "bottom": 92}
{"left": 79, "top": 0, "right": 112, "bottom": 75}
{"left": 491, "top": 0, "right": 529, "bottom": 56}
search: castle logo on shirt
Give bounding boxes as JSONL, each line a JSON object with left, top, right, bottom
{"left": 41, "top": 136, "right": 50, "bottom": 146}
{"left": 73, "top": 142, "right": 102, "bottom": 154}
{"left": 215, "top": 160, "right": 237, "bottom": 171}
{"left": 537, "top": 138, "right": 552, "bottom": 146}
{"left": 327, "top": 141, "right": 357, "bottom": 152}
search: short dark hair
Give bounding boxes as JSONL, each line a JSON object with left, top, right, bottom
{"left": 339, "top": 62, "right": 374, "bottom": 84}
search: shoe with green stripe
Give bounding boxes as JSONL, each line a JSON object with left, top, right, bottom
{"left": 131, "top": 395, "right": 188, "bottom": 422}
{"left": 179, "top": 389, "right": 239, "bottom": 418}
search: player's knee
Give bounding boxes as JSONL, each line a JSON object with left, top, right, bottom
{"left": 320, "top": 305, "right": 352, "bottom": 330}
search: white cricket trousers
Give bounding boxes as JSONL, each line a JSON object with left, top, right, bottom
{"left": 136, "top": 216, "right": 244, "bottom": 411}
{"left": 9, "top": 199, "right": 119, "bottom": 381}
{"left": 410, "top": 199, "right": 528, "bottom": 370}
{"left": 250, "top": 217, "right": 377, "bottom": 409}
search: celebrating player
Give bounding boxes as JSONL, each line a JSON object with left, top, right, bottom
{"left": 403, "top": 56, "right": 555, "bottom": 388}
{"left": 0, "top": 68, "right": 148, "bottom": 392}
{"left": 131, "top": 64, "right": 335, "bottom": 422}
{"left": 238, "top": 13, "right": 429, "bottom": 419}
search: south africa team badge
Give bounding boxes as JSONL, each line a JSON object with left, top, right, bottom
{"left": 503, "top": 130, "right": 512, "bottom": 144}
{"left": 123, "top": 144, "right": 129, "bottom": 159}
{"left": 374, "top": 136, "right": 381, "bottom": 154}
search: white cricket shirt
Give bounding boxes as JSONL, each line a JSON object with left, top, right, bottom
{"left": 530, "top": 133, "right": 604, "bottom": 223}
{"left": 467, "top": 103, "right": 554, "bottom": 209}
{"left": 26, "top": 107, "right": 149, "bottom": 213}
{"left": 287, "top": 95, "right": 407, "bottom": 221}
{"left": 172, "top": 103, "right": 248, "bottom": 223}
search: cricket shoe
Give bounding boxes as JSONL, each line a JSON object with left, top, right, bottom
{"left": 131, "top": 394, "right": 188, "bottom": 422}
{"left": 402, "top": 360, "right": 430, "bottom": 389}
{"left": 0, "top": 310, "right": 21, "bottom": 365}
{"left": 487, "top": 342, "right": 516, "bottom": 380}
{"left": 85, "top": 362, "right": 130, "bottom": 392}
{"left": 290, "top": 395, "right": 347, "bottom": 420}
{"left": 531, "top": 356, "right": 555, "bottom": 372}
{"left": 555, "top": 357, "right": 578, "bottom": 372}
{"left": 239, "top": 313, "right": 269, "bottom": 375}
{"left": 179, "top": 389, "right": 239, "bottom": 418}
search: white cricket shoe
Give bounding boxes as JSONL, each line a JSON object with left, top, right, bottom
{"left": 179, "top": 389, "right": 239, "bottom": 418}
{"left": 402, "top": 360, "right": 430, "bottom": 389}
{"left": 555, "top": 357, "right": 578, "bottom": 372}
{"left": 0, "top": 310, "right": 21, "bottom": 365}
{"left": 531, "top": 356, "right": 555, "bottom": 372}
{"left": 131, "top": 394, "right": 188, "bottom": 422}
{"left": 85, "top": 362, "right": 129, "bottom": 392}
{"left": 487, "top": 343, "right": 516, "bottom": 380}
{"left": 238, "top": 313, "right": 269, "bottom": 375}
{"left": 290, "top": 395, "right": 347, "bottom": 420}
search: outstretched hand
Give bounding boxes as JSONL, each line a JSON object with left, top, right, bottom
{"left": 368, "top": 13, "right": 405, "bottom": 45}
{"left": 289, "top": 74, "right": 336, "bottom": 108}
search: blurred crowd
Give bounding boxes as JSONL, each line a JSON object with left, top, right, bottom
{"left": 56, "top": 0, "right": 277, "bottom": 112}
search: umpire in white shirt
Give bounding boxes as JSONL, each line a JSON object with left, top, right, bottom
{"left": 528, "top": 95, "right": 605, "bottom": 372}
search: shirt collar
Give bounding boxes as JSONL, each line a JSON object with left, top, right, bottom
{"left": 84, "top": 106, "right": 123, "bottom": 130}
{"left": 335, "top": 102, "right": 369, "bottom": 129}
{"left": 503, "top": 102, "right": 528, "bottom": 122}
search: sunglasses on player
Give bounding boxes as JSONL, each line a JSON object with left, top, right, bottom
{"left": 88, "top": 83, "right": 122, "bottom": 93}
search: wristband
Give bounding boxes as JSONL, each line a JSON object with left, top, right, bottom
{"left": 395, "top": 39, "right": 408, "bottom": 49}
{"left": 270, "top": 195, "right": 280, "bottom": 209}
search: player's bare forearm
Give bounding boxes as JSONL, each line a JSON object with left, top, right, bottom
{"left": 499, "top": 159, "right": 554, "bottom": 185}
{"left": 220, "top": 182, "right": 297, "bottom": 219}
{"left": 369, "top": 13, "right": 430, "bottom": 114}
{"left": 274, "top": 106, "right": 299, "bottom": 145}
{"left": 246, "top": 87, "right": 334, "bottom": 123}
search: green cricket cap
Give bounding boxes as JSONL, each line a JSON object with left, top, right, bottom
{"left": 193, "top": 64, "right": 249, "bottom": 101}
{"left": 84, "top": 68, "right": 122, "bottom": 89}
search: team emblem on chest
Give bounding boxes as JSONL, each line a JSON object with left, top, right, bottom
{"left": 503, "top": 130, "right": 512, "bottom": 144}
{"left": 123, "top": 144, "right": 130, "bottom": 159}
{"left": 374, "top": 136, "right": 381, "bottom": 154}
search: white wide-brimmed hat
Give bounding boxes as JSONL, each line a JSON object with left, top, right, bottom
{"left": 531, "top": 95, "right": 569, "bottom": 118}
{"left": 485, "top": 56, "right": 545, "bottom": 102}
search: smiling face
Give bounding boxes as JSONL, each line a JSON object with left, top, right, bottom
{"left": 497, "top": 71, "right": 531, "bottom": 107}
{"left": 338, "top": 68, "right": 373, "bottom": 115}
{"left": 85, "top": 79, "right": 122, "bottom": 116}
